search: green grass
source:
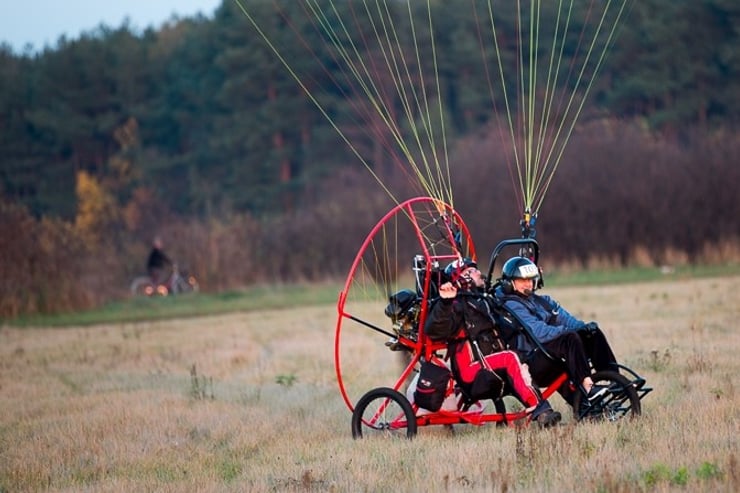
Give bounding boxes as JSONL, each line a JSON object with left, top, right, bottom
{"left": 7, "top": 263, "right": 739, "bottom": 328}
{"left": 8, "top": 282, "right": 343, "bottom": 328}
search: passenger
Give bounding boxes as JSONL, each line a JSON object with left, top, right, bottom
{"left": 425, "top": 258, "right": 561, "bottom": 428}
{"left": 496, "top": 256, "right": 618, "bottom": 405}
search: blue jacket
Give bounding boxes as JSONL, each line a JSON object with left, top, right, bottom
{"left": 498, "top": 290, "right": 585, "bottom": 353}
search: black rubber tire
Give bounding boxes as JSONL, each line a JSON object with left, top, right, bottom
{"left": 573, "top": 370, "right": 641, "bottom": 422}
{"left": 351, "top": 387, "right": 417, "bottom": 439}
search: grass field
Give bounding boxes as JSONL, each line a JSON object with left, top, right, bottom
{"left": 1, "top": 275, "right": 739, "bottom": 492}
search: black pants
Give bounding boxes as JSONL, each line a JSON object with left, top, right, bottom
{"left": 579, "top": 327, "right": 617, "bottom": 373}
{"left": 526, "top": 329, "right": 617, "bottom": 405}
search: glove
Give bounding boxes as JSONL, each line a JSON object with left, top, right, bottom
{"left": 583, "top": 321, "right": 600, "bottom": 334}
{"left": 438, "top": 282, "right": 457, "bottom": 300}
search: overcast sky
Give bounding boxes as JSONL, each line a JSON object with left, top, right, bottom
{"left": 0, "top": 0, "right": 223, "bottom": 53}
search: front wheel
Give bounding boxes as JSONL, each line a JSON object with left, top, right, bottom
{"left": 351, "top": 387, "right": 417, "bottom": 439}
{"left": 573, "top": 370, "right": 641, "bottom": 422}
{"left": 172, "top": 274, "right": 199, "bottom": 294}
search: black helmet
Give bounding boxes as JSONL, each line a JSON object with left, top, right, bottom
{"left": 500, "top": 256, "right": 540, "bottom": 294}
{"left": 501, "top": 257, "right": 539, "bottom": 280}
{"left": 444, "top": 257, "right": 477, "bottom": 288}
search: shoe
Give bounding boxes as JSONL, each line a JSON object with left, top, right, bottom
{"left": 535, "top": 410, "right": 561, "bottom": 428}
{"left": 529, "top": 399, "right": 551, "bottom": 417}
{"left": 587, "top": 385, "right": 608, "bottom": 401}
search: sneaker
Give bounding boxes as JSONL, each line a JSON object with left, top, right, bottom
{"left": 529, "top": 399, "right": 552, "bottom": 417}
{"left": 587, "top": 385, "right": 608, "bottom": 401}
{"left": 535, "top": 410, "right": 562, "bottom": 428}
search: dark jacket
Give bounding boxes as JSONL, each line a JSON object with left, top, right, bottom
{"left": 424, "top": 292, "right": 515, "bottom": 400}
{"left": 147, "top": 248, "right": 172, "bottom": 274}
{"left": 424, "top": 291, "right": 506, "bottom": 356}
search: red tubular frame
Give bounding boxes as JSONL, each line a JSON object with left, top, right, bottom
{"left": 336, "top": 197, "right": 572, "bottom": 431}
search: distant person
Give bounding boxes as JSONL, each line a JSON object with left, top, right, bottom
{"left": 496, "top": 256, "right": 619, "bottom": 406}
{"left": 147, "top": 236, "right": 173, "bottom": 284}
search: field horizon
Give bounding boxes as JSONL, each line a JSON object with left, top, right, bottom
{"left": 1, "top": 275, "right": 738, "bottom": 492}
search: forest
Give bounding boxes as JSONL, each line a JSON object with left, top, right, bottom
{"left": 0, "top": 0, "right": 738, "bottom": 318}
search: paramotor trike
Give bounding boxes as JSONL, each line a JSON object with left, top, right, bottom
{"left": 335, "top": 197, "right": 651, "bottom": 439}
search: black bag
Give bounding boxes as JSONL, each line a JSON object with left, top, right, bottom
{"left": 413, "top": 361, "right": 451, "bottom": 411}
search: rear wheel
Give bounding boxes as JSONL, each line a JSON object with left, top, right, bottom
{"left": 172, "top": 274, "right": 199, "bottom": 294}
{"left": 351, "top": 387, "right": 417, "bottom": 439}
{"left": 573, "top": 370, "right": 641, "bottom": 422}
{"left": 130, "top": 276, "right": 156, "bottom": 296}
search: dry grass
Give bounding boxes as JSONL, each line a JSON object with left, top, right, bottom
{"left": 1, "top": 276, "right": 739, "bottom": 492}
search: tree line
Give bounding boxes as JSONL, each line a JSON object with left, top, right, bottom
{"left": 2, "top": 0, "right": 737, "bottom": 219}
{"left": 0, "top": 0, "right": 738, "bottom": 318}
